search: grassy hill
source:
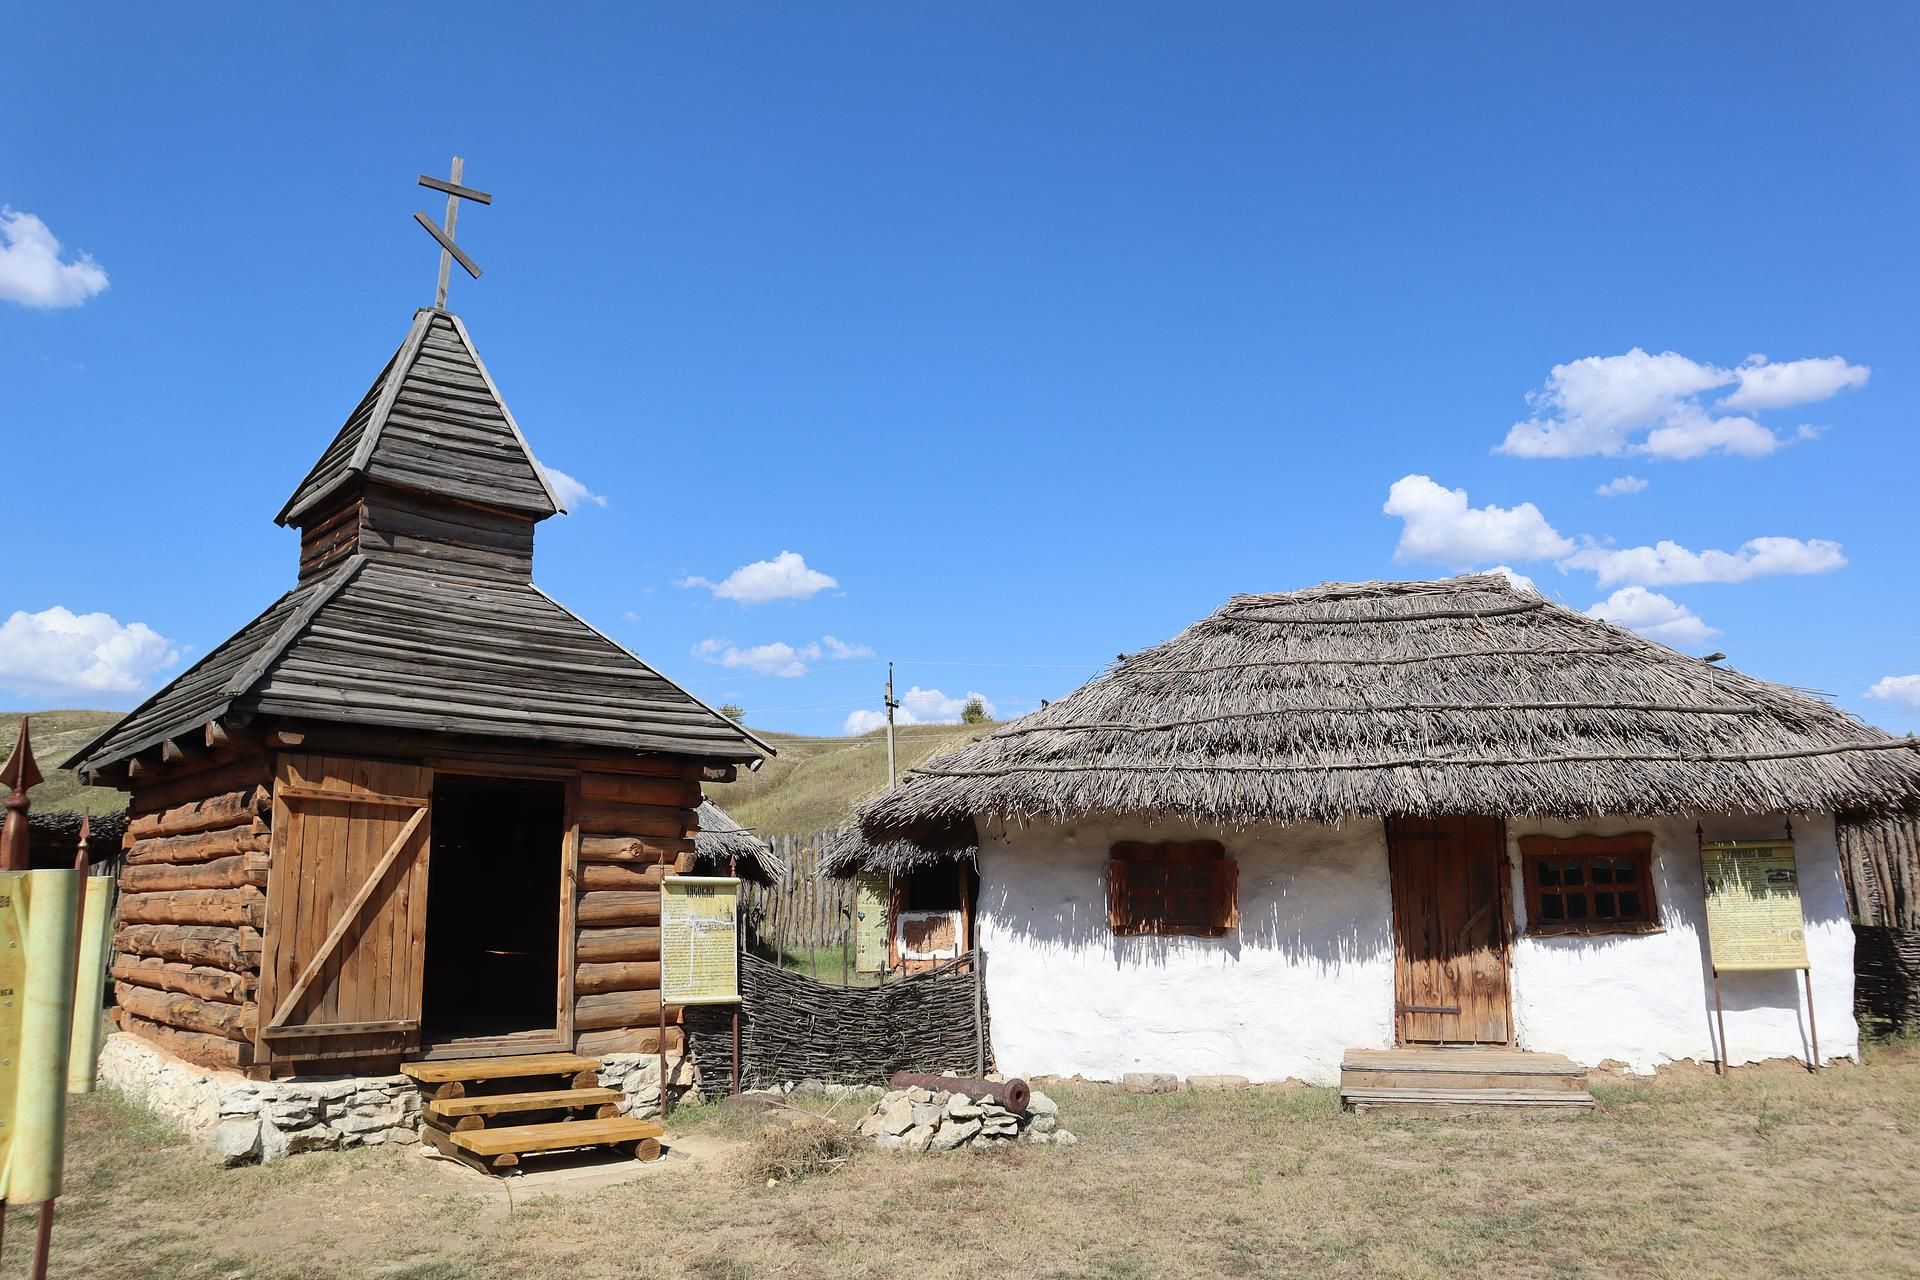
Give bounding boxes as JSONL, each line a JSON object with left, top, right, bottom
{"left": 0, "top": 709, "right": 988, "bottom": 834}
{"left": 713, "top": 722, "right": 993, "bottom": 836}
{"left": 0, "top": 710, "right": 129, "bottom": 815}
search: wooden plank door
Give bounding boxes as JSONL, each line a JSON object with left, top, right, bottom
{"left": 1386, "top": 815, "right": 1511, "bottom": 1044}
{"left": 255, "top": 755, "right": 432, "bottom": 1065}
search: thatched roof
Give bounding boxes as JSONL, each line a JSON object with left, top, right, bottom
{"left": 819, "top": 818, "right": 979, "bottom": 879}
{"left": 694, "top": 799, "right": 784, "bottom": 882}
{"left": 856, "top": 574, "right": 1920, "bottom": 857}
{"left": 16, "top": 810, "right": 127, "bottom": 870}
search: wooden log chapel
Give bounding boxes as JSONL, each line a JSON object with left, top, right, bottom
{"left": 67, "top": 292, "right": 772, "bottom": 1081}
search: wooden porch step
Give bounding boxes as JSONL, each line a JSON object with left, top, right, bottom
{"left": 401, "top": 1052, "right": 601, "bottom": 1086}
{"left": 427, "top": 1087, "right": 623, "bottom": 1120}
{"left": 1343, "top": 1087, "right": 1596, "bottom": 1114}
{"left": 449, "top": 1115, "right": 665, "bottom": 1158}
{"left": 1339, "top": 1048, "right": 1594, "bottom": 1114}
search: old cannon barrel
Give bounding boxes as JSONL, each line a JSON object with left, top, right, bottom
{"left": 887, "top": 1071, "right": 1030, "bottom": 1113}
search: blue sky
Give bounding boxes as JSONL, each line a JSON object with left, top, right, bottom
{"left": 3, "top": 4, "right": 1917, "bottom": 739}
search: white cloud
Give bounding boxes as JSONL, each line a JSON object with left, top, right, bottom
{"left": 0, "top": 606, "right": 180, "bottom": 698}
{"left": 1639, "top": 403, "right": 1779, "bottom": 460}
{"left": 1866, "top": 676, "right": 1920, "bottom": 716}
{"left": 679, "top": 551, "right": 838, "bottom": 604}
{"left": 1586, "top": 587, "right": 1719, "bottom": 647}
{"left": 693, "top": 634, "right": 872, "bottom": 678}
{"left": 538, "top": 463, "right": 606, "bottom": 511}
{"left": 819, "top": 635, "right": 874, "bottom": 660}
{"left": 842, "top": 686, "right": 995, "bottom": 735}
{"left": 1562, "top": 536, "right": 1847, "bottom": 589}
{"left": 1495, "top": 348, "right": 1865, "bottom": 460}
{"left": 1595, "top": 475, "right": 1648, "bottom": 497}
{"left": 1384, "top": 475, "right": 1575, "bottom": 567}
{"left": 1484, "top": 566, "right": 1539, "bottom": 594}
{"left": 1720, "top": 355, "right": 1870, "bottom": 412}
{"left": 0, "top": 208, "right": 109, "bottom": 308}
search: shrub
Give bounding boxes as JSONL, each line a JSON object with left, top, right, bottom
{"left": 739, "top": 1117, "right": 858, "bottom": 1185}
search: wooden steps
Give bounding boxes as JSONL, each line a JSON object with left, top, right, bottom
{"left": 428, "top": 1086, "right": 623, "bottom": 1120}
{"left": 405, "top": 1052, "right": 664, "bottom": 1173}
{"left": 1340, "top": 1047, "right": 1595, "bottom": 1115}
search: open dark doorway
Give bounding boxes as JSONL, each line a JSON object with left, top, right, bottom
{"left": 423, "top": 776, "right": 565, "bottom": 1041}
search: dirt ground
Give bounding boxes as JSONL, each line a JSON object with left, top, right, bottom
{"left": 8, "top": 1044, "right": 1920, "bottom": 1280}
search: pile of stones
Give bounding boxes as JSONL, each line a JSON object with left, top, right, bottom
{"left": 858, "top": 1083, "right": 1075, "bottom": 1152}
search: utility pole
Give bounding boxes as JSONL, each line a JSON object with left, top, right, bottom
{"left": 884, "top": 662, "right": 901, "bottom": 788}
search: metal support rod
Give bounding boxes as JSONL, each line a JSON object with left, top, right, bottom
{"left": 30, "top": 1202, "right": 52, "bottom": 1280}
{"left": 730, "top": 852, "right": 741, "bottom": 1098}
{"left": 1712, "top": 968, "right": 1729, "bottom": 1077}
{"left": 1803, "top": 968, "right": 1821, "bottom": 1071}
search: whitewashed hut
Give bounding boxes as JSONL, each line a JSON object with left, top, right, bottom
{"left": 847, "top": 575, "right": 1920, "bottom": 1101}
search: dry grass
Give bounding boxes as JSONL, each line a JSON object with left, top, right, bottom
{"left": 0, "top": 709, "right": 126, "bottom": 814}
{"left": 737, "top": 1117, "right": 860, "bottom": 1186}
{"left": 12, "top": 1048, "right": 1920, "bottom": 1280}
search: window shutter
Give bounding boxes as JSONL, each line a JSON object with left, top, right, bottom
{"left": 1107, "top": 859, "right": 1130, "bottom": 933}
{"left": 1210, "top": 857, "right": 1239, "bottom": 933}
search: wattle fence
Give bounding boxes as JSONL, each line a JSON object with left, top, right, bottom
{"left": 686, "top": 950, "right": 990, "bottom": 1088}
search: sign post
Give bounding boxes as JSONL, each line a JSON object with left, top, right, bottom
{"left": 658, "top": 876, "right": 742, "bottom": 1115}
{"left": 1699, "top": 833, "right": 1817, "bottom": 1074}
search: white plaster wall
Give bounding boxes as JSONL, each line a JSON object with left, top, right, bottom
{"left": 1507, "top": 812, "right": 1857, "bottom": 1073}
{"left": 977, "top": 809, "right": 1858, "bottom": 1084}
{"left": 976, "top": 815, "right": 1396, "bottom": 1086}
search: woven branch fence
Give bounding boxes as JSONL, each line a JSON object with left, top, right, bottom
{"left": 1840, "top": 815, "right": 1920, "bottom": 1034}
{"left": 687, "top": 950, "right": 991, "bottom": 1088}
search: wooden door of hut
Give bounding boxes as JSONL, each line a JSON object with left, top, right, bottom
{"left": 255, "top": 756, "right": 434, "bottom": 1066}
{"left": 1386, "top": 816, "right": 1512, "bottom": 1044}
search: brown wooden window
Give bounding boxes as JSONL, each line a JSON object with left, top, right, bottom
{"left": 1107, "top": 840, "right": 1238, "bottom": 937}
{"left": 1518, "top": 833, "right": 1658, "bottom": 934}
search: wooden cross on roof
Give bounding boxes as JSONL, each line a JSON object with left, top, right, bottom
{"left": 413, "top": 156, "right": 493, "bottom": 310}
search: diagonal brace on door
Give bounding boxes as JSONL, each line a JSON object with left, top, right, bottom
{"left": 266, "top": 806, "right": 427, "bottom": 1030}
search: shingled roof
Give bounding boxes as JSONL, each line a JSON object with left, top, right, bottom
{"left": 69, "top": 556, "right": 769, "bottom": 772}
{"left": 276, "top": 308, "right": 562, "bottom": 524}
{"left": 856, "top": 574, "right": 1920, "bottom": 851}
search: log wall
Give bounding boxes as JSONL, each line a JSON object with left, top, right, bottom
{"left": 570, "top": 763, "right": 704, "bottom": 1056}
{"left": 113, "top": 771, "right": 273, "bottom": 1070}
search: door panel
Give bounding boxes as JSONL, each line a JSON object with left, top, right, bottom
{"left": 256, "top": 755, "right": 432, "bottom": 1064}
{"left": 1387, "top": 815, "right": 1511, "bottom": 1044}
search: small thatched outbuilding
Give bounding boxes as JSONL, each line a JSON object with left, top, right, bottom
{"left": 848, "top": 574, "right": 1920, "bottom": 1083}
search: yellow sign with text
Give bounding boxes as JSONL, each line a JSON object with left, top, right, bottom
{"left": 660, "top": 876, "right": 740, "bottom": 1006}
{"left": 1700, "top": 840, "right": 1809, "bottom": 972}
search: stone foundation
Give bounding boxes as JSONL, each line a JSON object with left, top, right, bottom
{"left": 97, "top": 1032, "right": 699, "bottom": 1165}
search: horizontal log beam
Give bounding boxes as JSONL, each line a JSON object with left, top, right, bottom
{"left": 576, "top": 891, "right": 660, "bottom": 928}
{"left": 574, "top": 989, "right": 687, "bottom": 1031}
{"left": 577, "top": 862, "right": 692, "bottom": 892}
{"left": 115, "top": 924, "right": 262, "bottom": 972}
{"left": 118, "top": 886, "right": 267, "bottom": 929}
{"left": 112, "top": 956, "right": 257, "bottom": 1003}
{"left": 121, "top": 853, "right": 268, "bottom": 893}
{"left": 115, "top": 1008, "right": 247, "bottom": 1069}
{"left": 115, "top": 981, "right": 258, "bottom": 1042}
{"left": 574, "top": 926, "right": 660, "bottom": 964}
{"left": 126, "top": 786, "right": 271, "bottom": 841}
{"left": 574, "top": 961, "right": 662, "bottom": 995}
{"left": 577, "top": 801, "right": 694, "bottom": 840}
{"left": 577, "top": 837, "right": 694, "bottom": 866}
{"left": 127, "top": 757, "right": 273, "bottom": 818}
{"left": 124, "top": 824, "right": 270, "bottom": 866}
{"left": 575, "top": 1026, "right": 682, "bottom": 1056}
{"left": 578, "top": 773, "right": 702, "bottom": 809}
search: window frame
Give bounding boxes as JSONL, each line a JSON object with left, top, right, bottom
{"left": 1517, "top": 832, "right": 1661, "bottom": 936}
{"left": 1107, "top": 839, "right": 1238, "bottom": 938}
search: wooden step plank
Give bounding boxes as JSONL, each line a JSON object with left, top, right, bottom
{"left": 1340, "top": 1068, "right": 1589, "bottom": 1093}
{"left": 1341, "top": 1087, "right": 1594, "bottom": 1105}
{"left": 401, "top": 1052, "right": 600, "bottom": 1084}
{"left": 451, "top": 1116, "right": 665, "bottom": 1157}
{"left": 429, "top": 1087, "right": 623, "bottom": 1119}
{"left": 1341, "top": 1049, "right": 1583, "bottom": 1073}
